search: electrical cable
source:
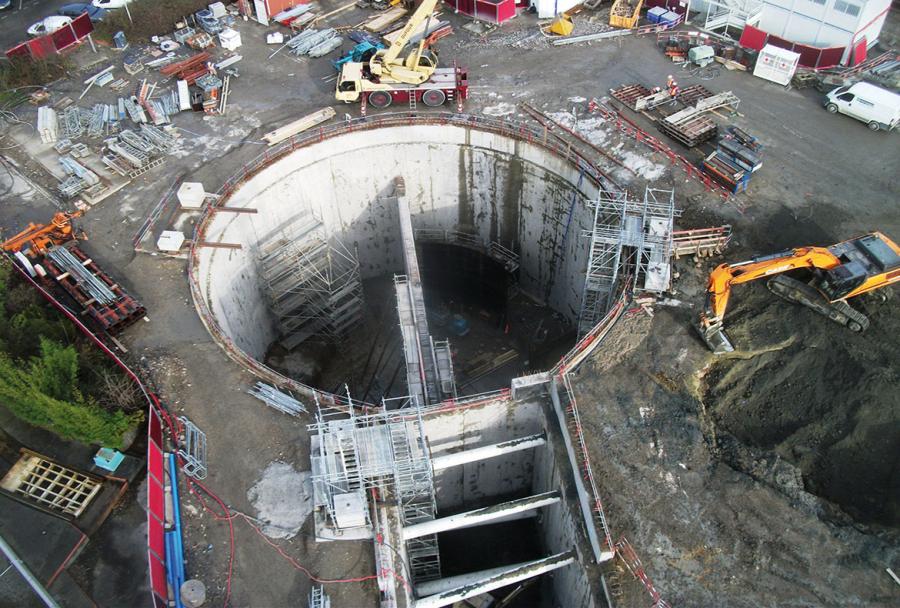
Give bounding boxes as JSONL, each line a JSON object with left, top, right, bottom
{"left": 5, "top": 259, "right": 407, "bottom": 603}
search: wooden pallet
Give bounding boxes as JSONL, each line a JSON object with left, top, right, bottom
{"left": 658, "top": 115, "right": 717, "bottom": 147}
{"left": 610, "top": 84, "right": 651, "bottom": 110}
{"left": 678, "top": 84, "right": 713, "bottom": 106}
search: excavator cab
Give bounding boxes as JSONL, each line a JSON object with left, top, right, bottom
{"left": 818, "top": 262, "right": 868, "bottom": 300}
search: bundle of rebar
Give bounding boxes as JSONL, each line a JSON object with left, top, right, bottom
{"left": 46, "top": 246, "right": 117, "bottom": 305}
{"left": 248, "top": 382, "right": 307, "bottom": 417}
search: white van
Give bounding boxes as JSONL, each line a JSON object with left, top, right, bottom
{"left": 824, "top": 82, "right": 900, "bottom": 132}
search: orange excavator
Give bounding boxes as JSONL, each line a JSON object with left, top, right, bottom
{"left": 1, "top": 210, "right": 84, "bottom": 258}
{"left": 699, "top": 231, "right": 900, "bottom": 354}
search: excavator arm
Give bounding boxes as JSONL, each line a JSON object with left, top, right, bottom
{"left": 699, "top": 246, "right": 841, "bottom": 353}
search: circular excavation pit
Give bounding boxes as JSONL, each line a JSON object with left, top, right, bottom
{"left": 192, "top": 118, "right": 608, "bottom": 402}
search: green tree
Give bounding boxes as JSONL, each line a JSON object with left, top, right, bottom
{"left": 32, "top": 338, "right": 79, "bottom": 402}
{"left": 0, "top": 350, "right": 143, "bottom": 448}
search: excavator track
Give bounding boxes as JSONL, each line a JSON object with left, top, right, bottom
{"left": 767, "top": 275, "right": 870, "bottom": 332}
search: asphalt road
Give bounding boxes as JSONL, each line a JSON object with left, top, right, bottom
{"left": 0, "top": 0, "right": 79, "bottom": 50}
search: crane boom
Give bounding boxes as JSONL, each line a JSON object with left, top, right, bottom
{"left": 699, "top": 232, "right": 900, "bottom": 354}
{"left": 380, "top": 0, "right": 439, "bottom": 66}
{"left": 1, "top": 211, "right": 84, "bottom": 257}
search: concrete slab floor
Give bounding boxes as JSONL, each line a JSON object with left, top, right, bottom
{"left": 0, "top": 4, "right": 897, "bottom": 608}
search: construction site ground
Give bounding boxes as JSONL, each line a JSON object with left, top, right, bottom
{"left": 1, "top": 5, "right": 898, "bottom": 607}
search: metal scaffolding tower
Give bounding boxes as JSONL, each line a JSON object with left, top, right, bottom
{"left": 309, "top": 397, "right": 441, "bottom": 582}
{"left": 578, "top": 187, "right": 678, "bottom": 336}
{"left": 258, "top": 213, "right": 363, "bottom": 350}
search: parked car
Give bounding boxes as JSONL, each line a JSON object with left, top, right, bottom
{"left": 59, "top": 3, "right": 108, "bottom": 22}
{"left": 27, "top": 16, "right": 74, "bottom": 37}
{"left": 194, "top": 9, "right": 223, "bottom": 35}
{"left": 91, "top": 0, "right": 135, "bottom": 8}
{"left": 0, "top": 0, "right": 13, "bottom": 11}
{"left": 824, "top": 82, "right": 900, "bottom": 132}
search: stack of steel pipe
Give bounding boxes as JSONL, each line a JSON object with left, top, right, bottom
{"left": 46, "top": 246, "right": 118, "bottom": 305}
{"left": 248, "top": 381, "right": 307, "bottom": 416}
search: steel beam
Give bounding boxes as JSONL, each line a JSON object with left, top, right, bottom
{"left": 403, "top": 491, "right": 560, "bottom": 540}
{"left": 0, "top": 533, "right": 62, "bottom": 608}
{"left": 413, "top": 551, "right": 575, "bottom": 608}
{"left": 430, "top": 433, "right": 547, "bottom": 471}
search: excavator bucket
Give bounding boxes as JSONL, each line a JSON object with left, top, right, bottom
{"left": 700, "top": 325, "right": 734, "bottom": 355}
{"left": 549, "top": 15, "right": 574, "bottom": 37}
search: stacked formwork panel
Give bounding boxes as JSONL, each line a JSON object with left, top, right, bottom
{"left": 258, "top": 214, "right": 363, "bottom": 350}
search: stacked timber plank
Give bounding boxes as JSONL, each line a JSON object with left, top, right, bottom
{"left": 678, "top": 85, "right": 713, "bottom": 106}
{"left": 611, "top": 84, "right": 652, "bottom": 110}
{"left": 657, "top": 113, "right": 717, "bottom": 147}
{"left": 363, "top": 6, "right": 407, "bottom": 32}
{"left": 262, "top": 108, "right": 336, "bottom": 145}
{"left": 160, "top": 52, "right": 211, "bottom": 84}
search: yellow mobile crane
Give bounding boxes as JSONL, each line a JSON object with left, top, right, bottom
{"left": 336, "top": 0, "right": 468, "bottom": 109}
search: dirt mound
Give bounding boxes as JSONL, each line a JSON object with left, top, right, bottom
{"left": 703, "top": 281, "right": 900, "bottom": 526}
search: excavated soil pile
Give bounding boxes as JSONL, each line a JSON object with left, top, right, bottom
{"left": 571, "top": 303, "right": 898, "bottom": 606}
{"left": 703, "top": 282, "right": 900, "bottom": 526}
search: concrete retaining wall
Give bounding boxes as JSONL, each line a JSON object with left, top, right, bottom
{"left": 425, "top": 398, "right": 543, "bottom": 512}
{"left": 195, "top": 124, "right": 598, "bottom": 360}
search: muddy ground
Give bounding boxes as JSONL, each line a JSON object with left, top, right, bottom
{"left": 1, "top": 3, "right": 899, "bottom": 607}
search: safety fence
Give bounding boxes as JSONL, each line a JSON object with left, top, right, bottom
{"left": 4, "top": 256, "right": 172, "bottom": 607}
{"left": 554, "top": 284, "right": 630, "bottom": 376}
{"left": 186, "top": 111, "right": 624, "bottom": 410}
{"left": 615, "top": 536, "right": 671, "bottom": 608}
{"left": 5, "top": 13, "right": 93, "bottom": 61}
{"left": 589, "top": 100, "right": 734, "bottom": 202}
{"left": 738, "top": 24, "right": 850, "bottom": 69}
{"left": 147, "top": 406, "right": 168, "bottom": 607}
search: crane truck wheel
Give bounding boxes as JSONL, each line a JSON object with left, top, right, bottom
{"left": 867, "top": 121, "right": 880, "bottom": 131}
{"left": 368, "top": 91, "right": 392, "bottom": 108}
{"left": 826, "top": 103, "right": 838, "bottom": 114}
{"left": 422, "top": 89, "right": 446, "bottom": 107}
{"left": 848, "top": 320, "right": 864, "bottom": 332}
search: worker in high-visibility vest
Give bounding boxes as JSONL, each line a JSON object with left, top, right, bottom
{"left": 666, "top": 74, "right": 674, "bottom": 89}
{"left": 668, "top": 81, "right": 679, "bottom": 104}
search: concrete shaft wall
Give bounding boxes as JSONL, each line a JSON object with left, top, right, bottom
{"left": 422, "top": 397, "right": 597, "bottom": 607}
{"left": 425, "top": 398, "right": 543, "bottom": 511}
{"left": 195, "top": 125, "right": 598, "bottom": 361}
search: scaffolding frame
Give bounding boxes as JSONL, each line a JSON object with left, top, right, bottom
{"left": 309, "top": 394, "right": 441, "bottom": 583}
{"left": 258, "top": 213, "right": 363, "bottom": 350}
{"left": 578, "top": 187, "right": 679, "bottom": 336}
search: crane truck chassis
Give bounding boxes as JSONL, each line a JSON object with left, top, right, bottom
{"left": 336, "top": 64, "right": 468, "bottom": 109}
{"left": 699, "top": 231, "right": 900, "bottom": 354}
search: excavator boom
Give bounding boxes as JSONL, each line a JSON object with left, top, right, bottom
{"left": 699, "top": 232, "right": 900, "bottom": 353}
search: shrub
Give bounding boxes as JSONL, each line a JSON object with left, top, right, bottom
{"left": 0, "top": 260, "right": 144, "bottom": 447}
{"left": 0, "top": 55, "right": 72, "bottom": 90}
{"left": 0, "top": 345, "right": 143, "bottom": 448}
{"left": 93, "top": 0, "right": 214, "bottom": 43}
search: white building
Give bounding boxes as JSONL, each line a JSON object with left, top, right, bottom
{"left": 758, "top": 0, "right": 892, "bottom": 50}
